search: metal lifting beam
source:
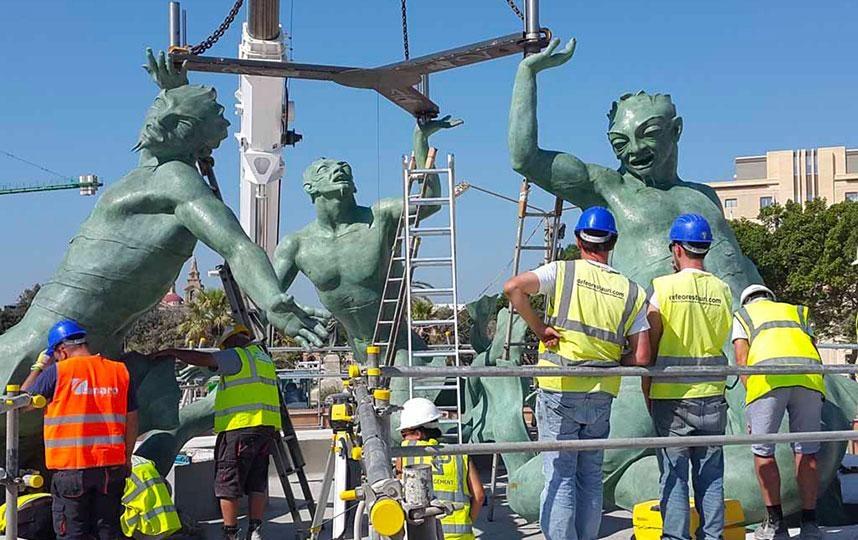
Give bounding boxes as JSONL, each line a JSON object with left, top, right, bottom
{"left": 171, "top": 31, "right": 549, "bottom": 119}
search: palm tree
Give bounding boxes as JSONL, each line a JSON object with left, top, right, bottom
{"left": 178, "top": 288, "right": 234, "bottom": 347}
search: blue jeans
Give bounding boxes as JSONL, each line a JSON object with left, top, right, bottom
{"left": 537, "top": 390, "right": 612, "bottom": 540}
{"left": 652, "top": 397, "right": 728, "bottom": 540}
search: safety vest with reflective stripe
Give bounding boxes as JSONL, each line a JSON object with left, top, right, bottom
{"left": 735, "top": 300, "right": 826, "bottom": 404}
{"left": 214, "top": 344, "right": 282, "bottom": 433}
{"left": 44, "top": 355, "right": 129, "bottom": 470}
{"left": 537, "top": 260, "right": 646, "bottom": 395}
{"left": 650, "top": 270, "right": 733, "bottom": 400}
{"left": 121, "top": 458, "right": 181, "bottom": 539}
{"left": 0, "top": 492, "right": 52, "bottom": 532}
{"left": 401, "top": 439, "right": 473, "bottom": 540}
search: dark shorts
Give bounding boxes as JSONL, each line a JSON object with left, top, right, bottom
{"left": 214, "top": 426, "right": 276, "bottom": 499}
{"left": 50, "top": 466, "right": 126, "bottom": 540}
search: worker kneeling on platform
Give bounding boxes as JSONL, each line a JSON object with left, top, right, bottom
{"left": 645, "top": 214, "right": 732, "bottom": 540}
{"left": 23, "top": 319, "right": 139, "bottom": 540}
{"left": 397, "top": 398, "right": 484, "bottom": 540}
{"left": 156, "top": 325, "right": 281, "bottom": 540}
{"left": 733, "top": 285, "right": 825, "bottom": 540}
{"left": 503, "top": 207, "right": 651, "bottom": 540}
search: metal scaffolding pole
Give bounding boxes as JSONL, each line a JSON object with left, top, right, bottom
{"left": 392, "top": 429, "right": 858, "bottom": 458}
{"left": 380, "top": 363, "right": 858, "bottom": 378}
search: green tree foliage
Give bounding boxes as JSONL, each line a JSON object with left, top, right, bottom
{"left": 177, "top": 288, "right": 235, "bottom": 347}
{"left": 0, "top": 284, "right": 40, "bottom": 334}
{"left": 124, "top": 307, "right": 186, "bottom": 354}
{"left": 730, "top": 199, "right": 858, "bottom": 339}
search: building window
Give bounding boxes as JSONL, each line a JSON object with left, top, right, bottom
{"left": 760, "top": 196, "right": 774, "bottom": 209}
{"left": 724, "top": 198, "right": 737, "bottom": 208}
{"left": 846, "top": 192, "right": 858, "bottom": 202}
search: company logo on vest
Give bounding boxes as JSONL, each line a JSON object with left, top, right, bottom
{"left": 72, "top": 378, "right": 119, "bottom": 396}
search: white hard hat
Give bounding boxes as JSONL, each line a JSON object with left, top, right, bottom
{"left": 740, "top": 284, "right": 776, "bottom": 306}
{"left": 398, "top": 397, "right": 442, "bottom": 431}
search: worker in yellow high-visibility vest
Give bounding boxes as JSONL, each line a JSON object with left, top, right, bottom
{"left": 645, "top": 214, "right": 732, "bottom": 540}
{"left": 156, "top": 325, "right": 281, "bottom": 540}
{"left": 397, "top": 398, "right": 485, "bottom": 540}
{"left": 733, "top": 285, "right": 826, "bottom": 540}
{"left": 504, "top": 206, "right": 651, "bottom": 540}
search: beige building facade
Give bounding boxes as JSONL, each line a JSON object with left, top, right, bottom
{"left": 706, "top": 146, "right": 858, "bottom": 220}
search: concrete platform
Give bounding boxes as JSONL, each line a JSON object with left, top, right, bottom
{"left": 175, "top": 435, "right": 858, "bottom": 539}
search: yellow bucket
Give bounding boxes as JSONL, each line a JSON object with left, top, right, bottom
{"left": 632, "top": 498, "right": 745, "bottom": 540}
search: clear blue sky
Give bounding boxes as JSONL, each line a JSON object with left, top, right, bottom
{"left": 2, "top": 0, "right": 858, "bottom": 307}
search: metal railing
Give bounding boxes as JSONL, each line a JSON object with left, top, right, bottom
{"left": 0, "top": 386, "right": 46, "bottom": 540}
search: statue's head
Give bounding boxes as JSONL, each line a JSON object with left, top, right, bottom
{"left": 303, "top": 158, "right": 357, "bottom": 202}
{"left": 134, "top": 85, "right": 230, "bottom": 160}
{"left": 607, "top": 92, "right": 682, "bottom": 184}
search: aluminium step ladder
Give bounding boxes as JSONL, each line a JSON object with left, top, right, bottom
{"left": 197, "top": 158, "right": 316, "bottom": 538}
{"left": 371, "top": 149, "right": 438, "bottom": 373}
{"left": 401, "top": 153, "right": 464, "bottom": 443}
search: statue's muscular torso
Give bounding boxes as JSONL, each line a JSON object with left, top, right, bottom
{"left": 33, "top": 162, "right": 203, "bottom": 337}
{"left": 287, "top": 198, "right": 403, "bottom": 339}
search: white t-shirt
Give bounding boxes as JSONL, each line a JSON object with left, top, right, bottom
{"left": 530, "top": 259, "right": 650, "bottom": 335}
{"left": 647, "top": 268, "right": 711, "bottom": 312}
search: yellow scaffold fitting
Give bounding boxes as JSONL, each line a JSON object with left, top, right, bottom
{"left": 351, "top": 446, "right": 363, "bottom": 461}
{"left": 373, "top": 388, "right": 391, "bottom": 401}
{"left": 6, "top": 385, "right": 20, "bottom": 393}
{"left": 348, "top": 364, "right": 361, "bottom": 379}
{"left": 330, "top": 404, "right": 353, "bottom": 423}
{"left": 370, "top": 498, "right": 405, "bottom": 537}
{"left": 342, "top": 379, "right": 351, "bottom": 388}
{"left": 366, "top": 345, "right": 381, "bottom": 354}
{"left": 31, "top": 395, "right": 47, "bottom": 409}
{"left": 366, "top": 368, "right": 381, "bottom": 377}
{"left": 340, "top": 489, "right": 358, "bottom": 502}
{"left": 23, "top": 474, "right": 44, "bottom": 489}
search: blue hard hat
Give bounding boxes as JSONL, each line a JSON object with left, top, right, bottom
{"left": 669, "top": 213, "right": 713, "bottom": 254}
{"left": 46, "top": 319, "right": 87, "bottom": 356}
{"left": 574, "top": 206, "right": 618, "bottom": 243}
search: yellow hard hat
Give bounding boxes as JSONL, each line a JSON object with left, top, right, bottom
{"left": 216, "top": 324, "right": 252, "bottom": 349}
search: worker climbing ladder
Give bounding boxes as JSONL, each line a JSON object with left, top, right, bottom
{"left": 401, "top": 153, "right": 464, "bottom": 443}
{"left": 197, "top": 158, "right": 316, "bottom": 538}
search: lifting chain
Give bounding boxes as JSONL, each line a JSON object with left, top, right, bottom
{"left": 504, "top": 0, "right": 525, "bottom": 21}
{"left": 400, "top": 0, "right": 410, "bottom": 60}
{"left": 190, "top": 0, "right": 245, "bottom": 55}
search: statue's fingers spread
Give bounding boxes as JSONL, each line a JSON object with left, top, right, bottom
{"left": 449, "top": 118, "right": 464, "bottom": 127}
{"left": 158, "top": 50, "right": 168, "bottom": 69}
{"left": 544, "top": 38, "right": 560, "bottom": 54}
{"left": 294, "top": 336, "right": 309, "bottom": 349}
{"left": 166, "top": 55, "right": 177, "bottom": 76}
{"left": 145, "top": 49, "right": 158, "bottom": 75}
{"left": 560, "top": 38, "right": 577, "bottom": 57}
{"left": 312, "top": 323, "right": 329, "bottom": 337}
{"left": 299, "top": 329, "right": 324, "bottom": 347}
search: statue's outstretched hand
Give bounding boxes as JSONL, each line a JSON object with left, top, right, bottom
{"left": 520, "top": 37, "right": 576, "bottom": 73}
{"left": 418, "top": 115, "right": 464, "bottom": 138}
{"left": 144, "top": 48, "right": 189, "bottom": 90}
{"left": 267, "top": 294, "right": 330, "bottom": 349}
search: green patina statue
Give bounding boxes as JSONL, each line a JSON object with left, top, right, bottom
{"left": 272, "top": 117, "right": 462, "bottom": 409}
{"left": 0, "top": 51, "right": 327, "bottom": 473}
{"left": 503, "top": 38, "right": 858, "bottom": 523}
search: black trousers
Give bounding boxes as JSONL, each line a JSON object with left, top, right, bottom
{"left": 50, "top": 466, "right": 126, "bottom": 540}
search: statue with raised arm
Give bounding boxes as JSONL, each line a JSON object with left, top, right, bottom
{"left": 0, "top": 50, "right": 327, "bottom": 473}
{"left": 504, "top": 38, "right": 858, "bottom": 524}
{"left": 273, "top": 116, "right": 462, "bottom": 411}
